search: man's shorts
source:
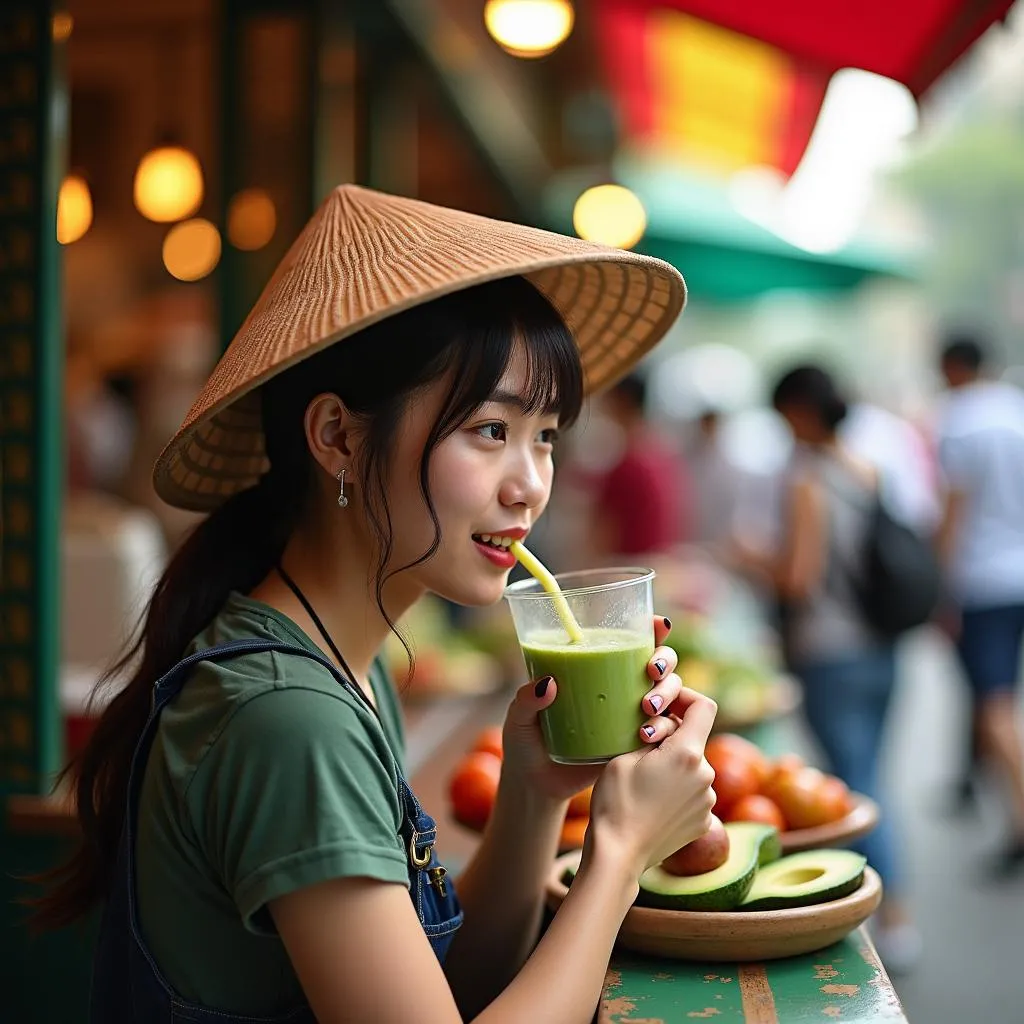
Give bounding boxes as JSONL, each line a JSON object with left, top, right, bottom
{"left": 957, "top": 603, "right": 1024, "bottom": 698}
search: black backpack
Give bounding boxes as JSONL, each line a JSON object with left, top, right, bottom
{"left": 847, "top": 490, "right": 943, "bottom": 638}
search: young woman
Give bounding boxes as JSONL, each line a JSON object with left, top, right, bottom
{"left": 736, "top": 364, "right": 919, "bottom": 972}
{"left": 38, "top": 186, "right": 718, "bottom": 1023}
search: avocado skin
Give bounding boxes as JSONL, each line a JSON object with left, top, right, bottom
{"left": 636, "top": 823, "right": 780, "bottom": 912}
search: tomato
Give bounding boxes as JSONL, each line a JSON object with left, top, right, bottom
{"left": 762, "top": 753, "right": 805, "bottom": 799}
{"left": 724, "top": 793, "right": 787, "bottom": 832}
{"left": 449, "top": 751, "right": 501, "bottom": 829}
{"left": 769, "top": 766, "right": 836, "bottom": 830}
{"left": 705, "top": 734, "right": 771, "bottom": 789}
{"left": 709, "top": 756, "right": 760, "bottom": 816}
{"left": 472, "top": 725, "right": 504, "bottom": 760}
{"left": 567, "top": 785, "right": 593, "bottom": 818}
{"left": 818, "top": 775, "right": 853, "bottom": 822}
{"left": 560, "top": 815, "right": 589, "bottom": 850}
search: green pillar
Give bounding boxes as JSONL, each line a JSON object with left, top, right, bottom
{"left": 0, "top": 1, "right": 64, "bottom": 797}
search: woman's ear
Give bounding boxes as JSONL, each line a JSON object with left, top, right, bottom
{"left": 303, "top": 393, "right": 359, "bottom": 478}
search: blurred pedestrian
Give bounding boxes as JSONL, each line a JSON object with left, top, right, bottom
{"left": 936, "top": 333, "right": 1024, "bottom": 875}
{"left": 687, "top": 407, "right": 743, "bottom": 548}
{"left": 734, "top": 365, "right": 919, "bottom": 971}
{"left": 585, "top": 373, "right": 690, "bottom": 560}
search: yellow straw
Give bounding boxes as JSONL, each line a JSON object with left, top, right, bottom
{"left": 510, "top": 541, "right": 584, "bottom": 644}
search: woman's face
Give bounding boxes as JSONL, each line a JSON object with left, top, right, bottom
{"left": 380, "top": 346, "right": 561, "bottom": 607}
{"left": 778, "top": 402, "right": 821, "bottom": 445}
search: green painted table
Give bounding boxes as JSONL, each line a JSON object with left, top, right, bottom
{"left": 600, "top": 927, "right": 908, "bottom": 1022}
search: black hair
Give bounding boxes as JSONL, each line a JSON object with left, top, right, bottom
{"left": 772, "top": 364, "right": 848, "bottom": 431}
{"left": 33, "top": 275, "right": 583, "bottom": 928}
{"left": 941, "top": 333, "right": 986, "bottom": 373}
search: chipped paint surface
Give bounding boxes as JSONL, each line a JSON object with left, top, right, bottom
{"left": 600, "top": 928, "right": 908, "bottom": 1022}
{"left": 822, "top": 984, "right": 861, "bottom": 997}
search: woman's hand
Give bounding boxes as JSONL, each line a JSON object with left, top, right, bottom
{"left": 499, "top": 616, "right": 686, "bottom": 804}
{"left": 586, "top": 690, "right": 718, "bottom": 877}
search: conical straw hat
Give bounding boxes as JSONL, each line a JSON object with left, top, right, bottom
{"left": 154, "top": 184, "right": 686, "bottom": 511}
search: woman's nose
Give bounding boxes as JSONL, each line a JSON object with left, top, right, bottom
{"left": 499, "top": 452, "right": 548, "bottom": 509}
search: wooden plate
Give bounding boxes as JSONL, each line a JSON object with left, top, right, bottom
{"left": 546, "top": 852, "right": 883, "bottom": 962}
{"left": 779, "top": 793, "right": 879, "bottom": 853}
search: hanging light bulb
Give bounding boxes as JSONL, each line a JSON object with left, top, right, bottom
{"left": 484, "top": 0, "right": 574, "bottom": 59}
{"left": 227, "top": 188, "right": 277, "bottom": 251}
{"left": 134, "top": 144, "right": 204, "bottom": 223}
{"left": 572, "top": 184, "right": 646, "bottom": 250}
{"left": 56, "top": 174, "right": 92, "bottom": 244}
{"left": 162, "top": 218, "right": 221, "bottom": 281}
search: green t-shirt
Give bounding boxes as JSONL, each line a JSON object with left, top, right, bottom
{"left": 135, "top": 592, "right": 409, "bottom": 1015}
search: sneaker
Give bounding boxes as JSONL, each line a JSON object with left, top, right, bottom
{"left": 871, "top": 924, "right": 923, "bottom": 976}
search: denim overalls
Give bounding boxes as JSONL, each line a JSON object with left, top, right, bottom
{"left": 90, "top": 639, "right": 463, "bottom": 1023}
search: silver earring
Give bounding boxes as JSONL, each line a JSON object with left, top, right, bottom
{"left": 336, "top": 468, "right": 349, "bottom": 508}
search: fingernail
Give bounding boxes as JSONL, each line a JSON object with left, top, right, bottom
{"left": 642, "top": 725, "right": 656, "bottom": 739}
{"left": 534, "top": 676, "right": 552, "bottom": 698}
{"left": 662, "top": 617, "right": 672, "bottom": 631}
{"left": 653, "top": 658, "right": 668, "bottom": 678}
{"left": 648, "top": 693, "right": 664, "bottom": 713}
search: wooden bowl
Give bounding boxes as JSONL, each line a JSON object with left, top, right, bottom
{"left": 779, "top": 793, "right": 879, "bottom": 853}
{"left": 546, "top": 852, "right": 883, "bottom": 962}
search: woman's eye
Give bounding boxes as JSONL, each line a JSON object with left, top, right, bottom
{"left": 479, "top": 422, "right": 507, "bottom": 442}
{"left": 538, "top": 428, "right": 560, "bottom": 445}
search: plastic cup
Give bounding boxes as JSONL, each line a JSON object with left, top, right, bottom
{"left": 504, "top": 567, "right": 656, "bottom": 764}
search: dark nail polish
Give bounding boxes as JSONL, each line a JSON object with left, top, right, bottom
{"left": 648, "top": 693, "right": 664, "bottom": 713}
{"left": 534, "top": 676, "right": 552, "bottom": 698}
{"left": 663, "top": 617, "right": 672, "bottom": 631}
{"left": 654, "top": 658, "right": 668, "bottom": 678}
{"left": 643, "top": 725, "right": 656, "bottom": 738}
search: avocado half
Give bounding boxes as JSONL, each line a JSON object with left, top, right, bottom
{"left": 738, "top": 849, "right": 866, "bottom": 911}
{"left": 636, "top": 823, "right": 781, "bottom": 912}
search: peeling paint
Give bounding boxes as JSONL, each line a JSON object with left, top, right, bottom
{"left": 653, "top": 972, "right": 673, "bottom": 982}
{"left": 823, "top": 1006, "right": 843, "bottom": 1018}
{"left": 602, "top": 995, "right": 638, "bottom": 1015}
{"left": 814, "top": 964, "right": 840, "bottom": 980}
{"left": 605, "top": 969, "right": 623, "bottom": 989}
{"left": 686, "top": 1008, "right": 722, "bottom": 1018}
{"left": 821, "top": 984, "right": 860, "bottom": 997}
{"left": 704, "top": 974, "right": 719, "bottom": 981}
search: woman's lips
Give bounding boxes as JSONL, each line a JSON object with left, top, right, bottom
{"left": 472, "top": 538, "right": 517, "bottom": 569}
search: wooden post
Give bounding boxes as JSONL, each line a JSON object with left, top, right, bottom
{"left": 0, "top": 1, "right": 64, "bottom": 798}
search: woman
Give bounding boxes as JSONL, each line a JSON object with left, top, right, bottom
{"left": 739, "top": 364, "right": 919, "bottom": 972}
{"left": 37, "top": 186, "right": 717, "bottom": 1023}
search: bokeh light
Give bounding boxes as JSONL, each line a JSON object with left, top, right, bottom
{"left": 162, "top": 218, "right": 221, "bottom": 282}
{"left": 572, "top": 184, "right": 647, "bottom": 249}
{"left": 483, "top": 0, "right": 574, "bottom": 59}
{"left": 227, "top": 188, "right": 277, "bottom": 251}
{"left": 134, "top": 145, "right": 204, "bottom": 223}
{"left": 56, "top": 174, "right": 92, "bottom": 245}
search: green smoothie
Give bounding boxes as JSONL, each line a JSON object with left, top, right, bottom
{"left": 521, "top": 627, "right": 653, "bottom": 764}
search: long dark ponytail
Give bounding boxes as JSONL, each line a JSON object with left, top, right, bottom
{"left": 33, "top": 275, "right": 583, "bottom": 927}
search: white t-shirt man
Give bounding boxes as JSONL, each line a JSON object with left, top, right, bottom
{"left": 936, "top": 380, "right": 1024, "bottom": 608}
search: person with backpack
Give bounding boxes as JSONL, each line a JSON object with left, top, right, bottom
{"left": 733, "top": 364, "right": 920, "bottom": 973}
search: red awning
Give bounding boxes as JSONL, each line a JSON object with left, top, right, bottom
{"left": 622, "top": 0, "right": 1016, "bottom": 96}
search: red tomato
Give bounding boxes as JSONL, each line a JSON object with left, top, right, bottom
{"left": 708, "top": 757, "right": 760, "bottom": 816}
{"left": 762, "top": 753, "right": 806, "bottom": 798}
{"left": 449, "top": 751, "right": 501, "bottom": 829}
{"left": 770, "top": 766, "right": 836, "bottom": 830}
{"left": 724, "top": 793, "right": 787, "bottom": 832}
{"left": 560, "top": 815, "right": 589, "bottom": 850}
{"left": 705, "top": 734, "right": 771, "bottom": 789}
{"left": 472, "top": 725, "right": 504, "bottom": 760}
{"left": 818, "top": 775, "right": 853, "bottom": 822}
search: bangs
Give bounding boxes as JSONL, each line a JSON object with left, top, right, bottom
{"left": 428, "top": 276, "right": 584, "bottom": 441}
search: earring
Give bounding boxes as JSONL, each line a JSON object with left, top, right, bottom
{"left": 336, "top": 468, "right": 349, "bottom": 508}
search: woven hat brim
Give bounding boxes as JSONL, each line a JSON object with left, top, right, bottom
{"left": 153, "top": 186, "right": 685, "bottom": 512}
